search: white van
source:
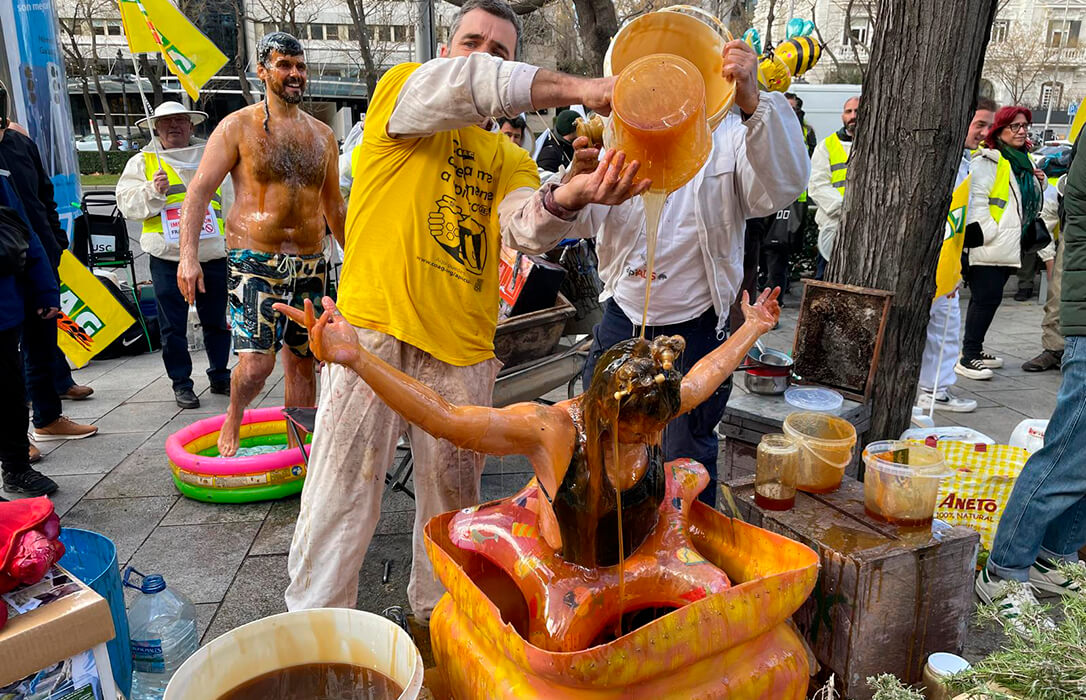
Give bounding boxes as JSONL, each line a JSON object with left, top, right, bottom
{"left": 786, "top": 83, "right": 862, "bottom": 146}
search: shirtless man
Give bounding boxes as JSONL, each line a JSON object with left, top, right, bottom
{"left": 176, "top": 32, "right": 345, "bottom": 456}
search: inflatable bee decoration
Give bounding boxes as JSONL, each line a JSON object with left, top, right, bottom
{"left": 743, "top": 19, "right": 824, "bottom": 93}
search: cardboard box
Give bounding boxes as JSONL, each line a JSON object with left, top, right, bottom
{"left": 0, "top": 565, "right": 116, "bottom": 689}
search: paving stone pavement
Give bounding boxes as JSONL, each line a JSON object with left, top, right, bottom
{"left": 5, "top": 242, "right": 1063, "bottom": 671}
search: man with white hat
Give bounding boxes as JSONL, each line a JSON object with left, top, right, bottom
{"left": 116, "top": 101, "right": 232, "bottom": 409}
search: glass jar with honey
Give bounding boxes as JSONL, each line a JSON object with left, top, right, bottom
{"left": 754, "top": 434, "right": 799, "bottom": 511}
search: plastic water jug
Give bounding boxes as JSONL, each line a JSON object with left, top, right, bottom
{"left": 186, "top": 305, "right": 203, "bottom": 352}
{"left": 124, "top": 568, "right": 199, "bottom": 700}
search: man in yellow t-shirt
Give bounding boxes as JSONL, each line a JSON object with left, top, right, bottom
{"left": 285, "top": 0, "right": 649, "bottom": 617}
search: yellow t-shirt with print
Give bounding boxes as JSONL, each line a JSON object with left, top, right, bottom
{"left": 337, "top": 62, "right": 540, "bottom": 366}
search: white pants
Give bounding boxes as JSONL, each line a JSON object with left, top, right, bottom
{"left": 919, "top": 293, "right": 961, "bottom": 393}
{"left": 284, "top": 325, "right": 500, "bottom": 618}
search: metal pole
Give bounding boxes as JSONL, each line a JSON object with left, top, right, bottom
{"left": 1041, "top": 0, "right": 1070, "bottom": 140}
{"left": 416, "top": 0, "right": 435, "bottom": 63}
{"left": 117, "top": 49, "right": 131, "bottom": 141}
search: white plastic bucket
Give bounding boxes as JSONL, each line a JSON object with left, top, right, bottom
{"left": 1008, "top": 418, "right": 1048, "bottom": 454}
{"left": 164, "top": 609, "right": 424, "bottom": 699}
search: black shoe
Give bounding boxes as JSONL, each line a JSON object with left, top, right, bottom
{"left": 3, "top": 468, "right": 59, "bottom": 496}
{"left": 1022, "top": 349, "right": 1062, "bottom": 372}
{"left": 175, "top": 387, "right": 201, "bottom": 409}
{"left": 209, "top": 381, "right": 231, "bottom": 396}
{"left": 1014, "top": 288, "right": 1033, "bottom": 302}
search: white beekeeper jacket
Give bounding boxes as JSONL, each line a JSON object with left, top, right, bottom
{"left": 808, "top": 130, "right": 851, "bottom": 261}
{"left": 115, "top": 137, "right": 233, "bottom": 263}
{"left": 562, "top": 91, "right": 810, "bottom": 336}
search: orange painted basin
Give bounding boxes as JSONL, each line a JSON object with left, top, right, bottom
{"left": 423, "top": 460, "right": 820, "bottom": 698}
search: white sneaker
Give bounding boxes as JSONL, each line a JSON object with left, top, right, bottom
{"left": 917, "top": 390, "right": 977, "bottom": 413}
{"left": 954, "top": 357, "right": 995, "bottom": 380}
{"left": 1030, "top": 557, "right": 1084, "bottom": 597}
{"left": 979, "top": 351, "right": 1004, "bottom": 369}
{"left": 975, "top": 568, "right": 1055, "bottom": 635}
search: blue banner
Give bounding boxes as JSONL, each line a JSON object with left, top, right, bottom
{"left": 1, "top": 0, "right": 82, "bottom": 236}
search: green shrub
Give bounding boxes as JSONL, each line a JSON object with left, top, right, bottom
{"left": 78, "top": 149, "right": 134, "bottom": 175}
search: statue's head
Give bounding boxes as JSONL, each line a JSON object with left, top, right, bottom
{"left": 587, "top": 336, "right": 685, "bottom": 437}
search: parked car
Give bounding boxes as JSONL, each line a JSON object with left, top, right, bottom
{"left": 75, "top": 133, "right": 114, "bottom": 152}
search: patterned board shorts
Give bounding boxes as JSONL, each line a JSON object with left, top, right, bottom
{"left": 227, "top": 249, "right": 327, "bottom": 356}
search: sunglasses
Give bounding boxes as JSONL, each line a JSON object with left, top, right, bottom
{"left": 1005, "top": 122, "right": 1030, "bottom": 133}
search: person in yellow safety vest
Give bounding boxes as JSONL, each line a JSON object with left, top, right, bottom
{"left": 1022, "top": 149, "right": 1073, "bottom": 372}
{"left": 116, "top": 101, "right": 233, "bottom": 410}
{"left": 808, "top": 96, "right": 859, "bottom": 278}
{"left": 957, "top": 105, "right": 1047, "bottom": 381}
{"left": 915, "top": 99, "right": 996, "bottom": 414}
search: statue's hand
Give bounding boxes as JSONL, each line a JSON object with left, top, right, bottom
{"left": 274, "top": 297, "right": 362, "bottom": 367}
{"left": 740, "top": 287, "right": 781, "bottom": 335}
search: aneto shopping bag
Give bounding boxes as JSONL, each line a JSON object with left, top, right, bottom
{"left": 924, "top": 440, "right": 1030, "bottom": 556}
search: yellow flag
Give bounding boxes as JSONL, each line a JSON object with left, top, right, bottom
{"left": 118, "top": 0, "right": 227, "bottom": 101}
{"left": 934, "top": 175, "right": 971, "bottom": 299}
{"left": 56, "top": 251, "right": 136, "bottom": 368}
{"left": 1070, "top": 101, "right": 1084, "bottom": 143}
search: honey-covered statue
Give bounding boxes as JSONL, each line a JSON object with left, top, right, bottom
{"left": 276, "top": 290, "right": 819, "bottom": 698}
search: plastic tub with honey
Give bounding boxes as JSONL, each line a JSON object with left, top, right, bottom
{"left": 781, "top": 412, "right": 857, "bottom": 493}
{"left": 608, "top": 53, "right": 711, "bottom": 193}
{"left": 862, "top": 441, "right": 952, "bottom": 527}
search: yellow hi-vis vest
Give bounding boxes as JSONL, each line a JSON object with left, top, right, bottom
{"left": 987, "top": 155, "right": 1012, "bottom": 224}
{"left": 825, "top": 132, "right": 849, "bottom": 192}
{"left": 141, "top": 153, "right": 223, "bottom": 235}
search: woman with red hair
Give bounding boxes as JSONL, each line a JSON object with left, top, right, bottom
{"left": 956, "top": 106, "right": 1045, "bottom": 380}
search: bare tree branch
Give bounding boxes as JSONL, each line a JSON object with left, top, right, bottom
{"left": 984, "top": 20, "right": 1061, "bottom": 106}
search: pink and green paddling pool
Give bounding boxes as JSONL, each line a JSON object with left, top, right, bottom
{"left": 166, "top": 406, "right": 310, "bottom": 503}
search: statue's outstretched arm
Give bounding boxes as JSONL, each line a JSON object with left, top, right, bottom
{"left": 679, "top": 287, "right": 781, "bottom": 415}
{"left": 275, "top": 298, "right": 576, "bottom": 495}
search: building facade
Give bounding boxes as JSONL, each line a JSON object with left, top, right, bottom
{"left": 56, "top": 0, "right": 558, "bottom": 138}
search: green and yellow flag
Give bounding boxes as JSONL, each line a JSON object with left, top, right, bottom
{"left": 56, "top": 251, "right": 135, "bottom": 367}
{"left": 934, "top": 175, "right": 971, "bottom": 299}
{"left": 118, "top": 0, "right": 227, "bottom": 101}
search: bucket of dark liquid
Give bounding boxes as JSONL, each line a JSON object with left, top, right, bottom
{"left": 164, "top": 609, "right": 423, "bottom": 700}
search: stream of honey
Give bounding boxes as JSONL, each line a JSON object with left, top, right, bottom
{"left": 612, "top": 406, "right": 625, "bottom": 637}
{"left": 638, "top": 191, "right": 668, "bottom": 338}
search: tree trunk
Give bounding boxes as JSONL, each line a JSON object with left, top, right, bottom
{"left": 824, "top": 0, "right": 997, "bottom": 441}
{"left": 234, "top": 0, "right": 256, "bottom": 105}
{"left": 764, "top": 0, "right": 776, "bottom": 47}
{"left": 344, "top": 0, "right": 380, "bottom": 99}
{"left": 80, "top": 77, "right": 109, "bottom": 173}
{"left": 87, "top": 30, "right": 119, "bottom": 147}
{"left": 90, "top": 70, "right": 119, "bottom": 147}
{"left": 571, "top": 0, "right": 618, "bottom": 76}
{"left": 139, "top": 54, "right": 165, "bottom": 106}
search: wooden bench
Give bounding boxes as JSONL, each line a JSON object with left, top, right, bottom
{"left": 726, "top": 475, "right": 980, "bottom": 700}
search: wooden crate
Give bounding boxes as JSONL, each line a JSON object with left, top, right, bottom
{"left": 727, "top": 475, "right": 980, "bottom": 700}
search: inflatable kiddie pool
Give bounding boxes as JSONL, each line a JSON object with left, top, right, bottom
{"left": 166, "top": 407, "right": 310, "bottom": 503}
